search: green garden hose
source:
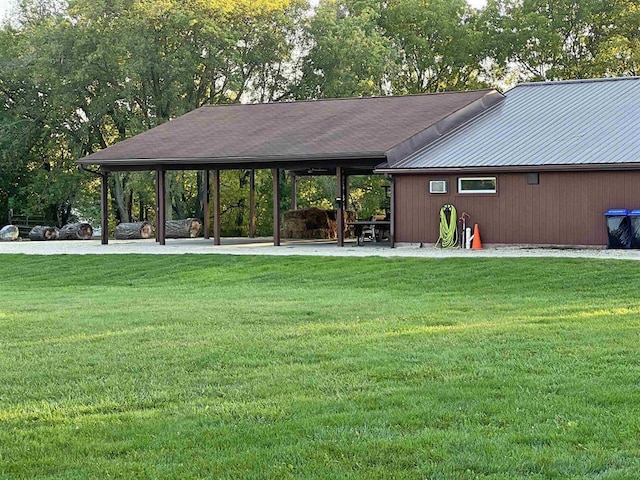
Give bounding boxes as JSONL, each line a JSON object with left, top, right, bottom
{"left": 435, "top": 204, "right": 458, "bottom": 248}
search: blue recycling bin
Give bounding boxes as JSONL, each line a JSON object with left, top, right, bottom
{"left": 605, "top": 209, "right": 630, "bottom": 249}
{"left": 628, "top": 210, "right": 640, "bottom": 249}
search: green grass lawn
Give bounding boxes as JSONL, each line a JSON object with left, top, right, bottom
{"left": 0, "top": 255, "right": 639, "bottom": 479}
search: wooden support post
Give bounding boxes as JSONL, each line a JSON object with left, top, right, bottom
{"left": 273, "top": 168, "right": 281, "bottom": 246}
{"left": 203, "top": 170, "right": 210, "bottom": 239}
{"left": 154, "top": 170, "right": 160, "bottom": 242}
{"left": 390, "top": 176, "right": 395, "bottom": 248}
{"left": 157, "top": 168, "right": 166, "bottom": 245}
{"left": 336, "top": 166, "right": 344, "bottom": 247}
{"left": 213, "top": 169, "right": 221, "bottom": 245}
{"left": 249, "top": 169, "right": 256, "bottom": 238}
{"left": 100, "top": 170, "right": 109, "bottom": 245}
{"left": 290, "top": 172, "right": 297, "bottom": 211}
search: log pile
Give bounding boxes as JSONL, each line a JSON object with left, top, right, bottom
{"left": 115, "top": 221, "right": 154, "bottom": 240}
{"left": 28, "top": 226, "right": 59, "bottom": 241}
{"left": 0, "top": 225, "right": 19, "bottom": 241}
{"left": 58, "top": 222, "right": 93, "bottom": 240}
{"left": 281, "top": 208, "right": 355, "bottom": 239}
{"left": 165, "top": 218, "right": 202, "bottom": 238}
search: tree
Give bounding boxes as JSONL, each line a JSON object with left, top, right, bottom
{"left": 296, "top": 0, "right": 396, "bottom": 99}
{"left": 593, "top": 0, "right": 640, "bottom": 76}
{"left": 481, "top": 0, "right": 637, "bottom": 82}
{"left": 0, "top": 9, "right": 88, "bottom": 226}
{"left": 381, "top": 0, "right": 489, "bottom": 93}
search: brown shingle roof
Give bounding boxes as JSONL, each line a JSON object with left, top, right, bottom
{"left": 79, "top": 90, "right": 502, "bottom": 170}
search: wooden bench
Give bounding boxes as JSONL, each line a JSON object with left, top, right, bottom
{"left": 9, "top": 214, "right": 47, "bottom": 238}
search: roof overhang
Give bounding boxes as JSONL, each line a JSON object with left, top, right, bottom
{"left": 376, "top": 162, "right": 640, "bottom": 175}
{"left": 84, "top": 152, "right": 387, "bottom": 172}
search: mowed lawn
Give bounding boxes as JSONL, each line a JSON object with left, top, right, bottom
{"left": 0, "top": 255, "right": 639, "bottom": 479}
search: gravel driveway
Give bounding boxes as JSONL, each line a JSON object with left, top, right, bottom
{"left": 0, "top": 237, "right": 638, "bottom": 260}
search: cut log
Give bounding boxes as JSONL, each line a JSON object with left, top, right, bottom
{"left": 0, "top": 225, "right": 20, "bottom": 241}
{"left": 28, "top": 225, "right": 59, "bottom": 241}
{"left": 58, "top": 222, "right": 93, "bottom": 240}
{"left": 165, "top": 218, "right": 202, "bottom": 238}
{"left": 114, "top": 221, "right": 154, "bottom": 240}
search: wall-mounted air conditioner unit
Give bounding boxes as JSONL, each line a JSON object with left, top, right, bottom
{"left": 429, "top": 180, "right": 448, "bottom": 194}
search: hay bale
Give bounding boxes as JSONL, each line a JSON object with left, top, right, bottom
{"left": 281, "top": 208, "right": 356, "bottom": 239}
{"left": 282, "top": 208, "right": 333, "bottom": 239}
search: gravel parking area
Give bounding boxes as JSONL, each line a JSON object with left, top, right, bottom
{"left": 0, "top": 237, "right": 638, "bottom": 260}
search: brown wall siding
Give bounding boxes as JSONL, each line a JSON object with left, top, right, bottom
{"left": 394, "top": 171, "right": 640, "bottom": 246}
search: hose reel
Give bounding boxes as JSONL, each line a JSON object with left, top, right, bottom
{"left": 435, "top": 204, "right": 458, "bottom": 248}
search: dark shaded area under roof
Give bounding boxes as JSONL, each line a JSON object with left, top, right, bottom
{"left": 379, "top": 76, "right": 640, "bottom": 174}
{"left": 78, "top": 89, "right": 503, "bottom": 172}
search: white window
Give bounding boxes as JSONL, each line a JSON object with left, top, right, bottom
{"left": 457, "top": 177, "right": 497, "bottom": 194}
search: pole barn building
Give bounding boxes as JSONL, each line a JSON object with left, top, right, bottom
{"left": 78, "top": 76, "right": 640, "bottom": 248}
{"left": 377, "top": 77, "right": 640, "bottom": 247}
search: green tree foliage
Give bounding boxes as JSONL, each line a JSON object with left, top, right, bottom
{"left": 298, "top": 0, "right": 488, "bottom": 98}
{"left": 381, "top": 0, "right": 488, "bottom": 93}
{"left": 482, "top": 0, "right": 639, "bottom": 82}
{"left": 0, "top": 7, "right": 86, "bottom": 225}
{"left": 297, "top": 0, "right": 396, "bottom": 99}
{"left": 0, "top": 0, "right": 305, "bottom": 227}
{"left": 593, "top": 0, "right": 640, "bottom": 76}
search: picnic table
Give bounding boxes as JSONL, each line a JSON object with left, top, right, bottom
{"left": 347, "top": 220, "right": 391, "bottom": 246}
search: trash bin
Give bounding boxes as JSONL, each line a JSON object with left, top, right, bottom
{"left": 628, "top": 210, "right": 640, "bottom": 249}
{"left": 604, "top": 209, "right": 630, "bottom": 249}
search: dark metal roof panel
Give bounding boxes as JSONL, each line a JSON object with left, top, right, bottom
{"left": 389, "top": 77, "right": 640, "bottom": 170}
{"left": 79, "top": 90, "right": 496, "bottom": 166}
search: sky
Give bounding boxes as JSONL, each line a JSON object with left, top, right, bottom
{"left": 0, "top": 0, "right": 11, "bottom": 21}
{"left": 0, "top": 0, "right": 488, "bottom": 21}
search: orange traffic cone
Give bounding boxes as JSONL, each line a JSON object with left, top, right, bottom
{"left": 471, "top": 224, "right": 482, "bottom": 249}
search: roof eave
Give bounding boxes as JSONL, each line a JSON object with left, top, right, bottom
{"left": 375, "top": 162, "right": 640, "bottom": 175}
{"left": 78, "top": 151, "right": 387, "bottom": 172}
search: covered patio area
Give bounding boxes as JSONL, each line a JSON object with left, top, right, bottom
{"left": 86, "top": 163, "right": 386, "bottom": 248}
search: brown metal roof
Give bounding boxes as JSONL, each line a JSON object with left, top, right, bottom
{"left": 78, "top": 90, "right": 502, "bottom": 171}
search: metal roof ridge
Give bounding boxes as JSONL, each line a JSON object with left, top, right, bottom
{"left": 200, "top": 89, "right": 498, "bottom": 107}
{"left": 513, "top": 76, "right": 640, "bottom": 88}
{"left": 388, "top": 91, "right": 506, "bottom": 167}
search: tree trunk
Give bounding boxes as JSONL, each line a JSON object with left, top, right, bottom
{"left": 196, "top": 171, "right": 205, "bottom": 220}
{"left": 165, "top": 218, "right": 202, "bottom": 238}
{"left": 114, "top": 221, "right": 154, "bottom": 240}
{"left": 113, "top": 172, "right": 131, "bottom": 223}
{"left": 28, "top": 226, "right": 59, "bottom": 241}
{"left": 0, "top": 225, "right": 19, "bottom": 241}
{"left": 58, "top": 222, "right": 94, "bottom": 240}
